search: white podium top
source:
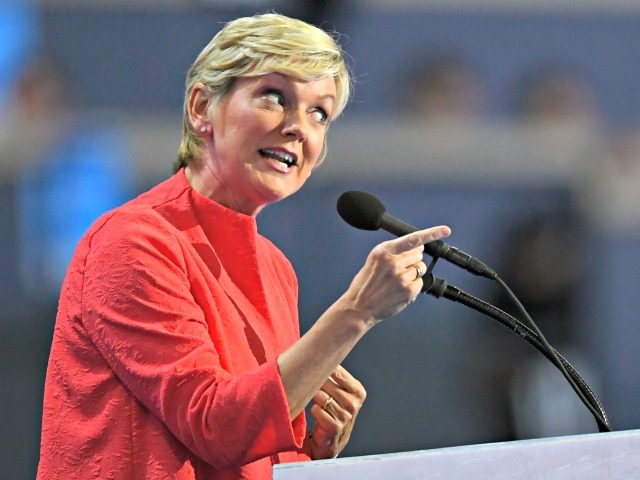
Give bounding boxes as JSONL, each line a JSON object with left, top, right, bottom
{"left": 274, "top": 429, "right": 640, "bottom": 479}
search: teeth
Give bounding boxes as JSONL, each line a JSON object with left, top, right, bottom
{"left": 260, "top": 149, "right": 295, "bottom": 166}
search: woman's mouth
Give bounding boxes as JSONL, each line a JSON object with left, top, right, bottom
{"left": 259, "top": 148, "right": 298, "bottom": 171}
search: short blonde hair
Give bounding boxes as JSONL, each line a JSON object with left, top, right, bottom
{"left": 175, "top": 13, "right": 351, "bottom": 171}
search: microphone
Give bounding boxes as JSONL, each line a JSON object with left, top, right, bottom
{"left": 336, "top": 190, "right": 612, "bottom": 432}
{"left": 336, "top": 190, "right": 497, "bottom": 279}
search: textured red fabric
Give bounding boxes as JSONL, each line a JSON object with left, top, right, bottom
{"left": 37, "top": 170, "right": 311, "bottom": 479}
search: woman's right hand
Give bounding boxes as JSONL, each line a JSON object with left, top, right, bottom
{"left": 278, "top": 225, "right": 451, "bottom": 421}
{"left": 341, "top": 226, "right": 451, "bottom": 326}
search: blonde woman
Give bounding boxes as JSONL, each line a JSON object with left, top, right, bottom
{"left": 38, "top": 13, "right": 450, "bottom": 479}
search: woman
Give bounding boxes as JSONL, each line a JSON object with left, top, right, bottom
{"left": 37, "top": 13, "right": 451, "bottom": 479}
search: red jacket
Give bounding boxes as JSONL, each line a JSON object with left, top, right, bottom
{"left": 38, "top": 170, "right": 310, "bottom": 479}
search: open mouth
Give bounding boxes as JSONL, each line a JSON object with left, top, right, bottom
{"left": 259, "top": 148, "right": 297, "bottom": 168}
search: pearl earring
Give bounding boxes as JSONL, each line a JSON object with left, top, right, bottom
{"left": 200, "top": 125, "right": 208, "bottom": 133}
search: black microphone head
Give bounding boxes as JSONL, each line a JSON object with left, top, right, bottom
{"left": 336, "top": 191, "right": 386, "bottom": 231}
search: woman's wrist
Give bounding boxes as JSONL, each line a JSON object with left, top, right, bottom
{"left": 332, "top": 292, "right": 379, "bottom": 331}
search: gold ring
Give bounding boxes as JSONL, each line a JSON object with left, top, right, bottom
{"left": 414, "top": 263, "right": 426, "bottom": 280}
{"left": 323, "top": 395, "right": 334, "bottom": 410}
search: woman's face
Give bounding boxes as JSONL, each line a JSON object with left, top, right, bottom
{"left": 197, "top": 72, "right": 336, "bottom": 216}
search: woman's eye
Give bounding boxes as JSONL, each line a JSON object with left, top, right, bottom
{"left": 262, "top": 90, "right": 284, "bottom": 106}
{"left": 311, "top": 108, "right": 329, "bottom": 124}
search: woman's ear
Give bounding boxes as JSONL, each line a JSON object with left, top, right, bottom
{"left": 187, "top": 83, "right": 211, "bottom": 136}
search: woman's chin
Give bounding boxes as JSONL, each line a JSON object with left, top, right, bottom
{"left": 253, "top": 173, "right": 302, "bottom": 203}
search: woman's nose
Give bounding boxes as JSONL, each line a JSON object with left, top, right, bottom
{"left": 280, "top": 111, "right": 308, "bottom": 142}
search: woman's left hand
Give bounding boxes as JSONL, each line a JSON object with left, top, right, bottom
{"left": 306, "top": 365, "right": 366, "bottom": 459}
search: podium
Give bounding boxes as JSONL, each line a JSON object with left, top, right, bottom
{"left": 274, "top": 429, "right": 640, "bottom": 479}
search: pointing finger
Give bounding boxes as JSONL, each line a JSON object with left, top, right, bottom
{"left": 386, "top": 226, "right": 451, "bottom": 255}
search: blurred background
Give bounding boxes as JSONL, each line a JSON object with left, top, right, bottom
{"left": 2, "top": 0, "right": 640, "bottom": 477}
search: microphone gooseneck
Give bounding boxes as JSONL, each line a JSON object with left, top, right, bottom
{"left": 422, "top": 273, "right": 611, "bottom": 432}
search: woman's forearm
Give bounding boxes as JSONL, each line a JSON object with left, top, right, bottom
{"left": 277, "top": 295, "right": 372, "bottom": 418}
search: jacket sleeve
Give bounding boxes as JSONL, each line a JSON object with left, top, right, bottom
{"left": 80, "top": 210, "right": 305, "bottom": 470}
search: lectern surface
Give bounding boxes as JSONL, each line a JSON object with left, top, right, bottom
{"left": 274, "top": 429, "right": 640, "bottom": 479}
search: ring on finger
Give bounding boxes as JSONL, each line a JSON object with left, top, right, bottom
{"left": 323, "top": 395, "right": 334, "bottom": 411}
{"left": 413, "top": 263, "right": 426, "bottom": 280}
